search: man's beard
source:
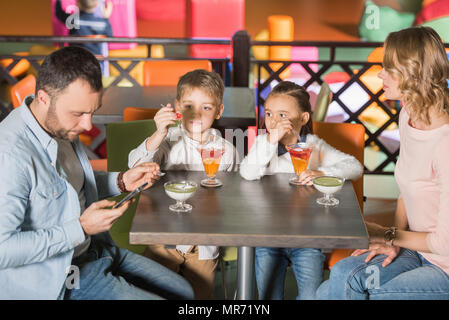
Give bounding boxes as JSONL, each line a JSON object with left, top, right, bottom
{"left": 44, "top": 102, "right": 76, "bottom": 141}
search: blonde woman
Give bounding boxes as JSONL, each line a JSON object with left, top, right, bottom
{"left": 316, "top": 26, "right": 449, "bottom": 300}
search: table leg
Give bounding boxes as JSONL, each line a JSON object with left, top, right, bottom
{"left": 236, "top": 246, "right": 255, "bottom": 300}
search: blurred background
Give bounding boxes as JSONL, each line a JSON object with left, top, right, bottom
{"left": 0, "top": 0, "right": 432, "bottom": 41}
{"left": 2, "top": 0, "right": 448, "bottom": 200}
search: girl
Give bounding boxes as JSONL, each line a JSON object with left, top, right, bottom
{"left": 316, "top": 26, "right": 449, "bottom": 300}
{"left": 239, "top": 81, "right": 363, "bottom": 299}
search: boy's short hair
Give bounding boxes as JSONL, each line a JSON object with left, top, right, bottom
{"left": 78, "top": 0, "right": 98, "bottom": 11}
{"left": 176, "top": 69, "right": 225, "bottom": 106}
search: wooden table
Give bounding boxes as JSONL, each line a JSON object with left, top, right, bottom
{"left": 129, "top": 171, "right": 368, "bottom": 299}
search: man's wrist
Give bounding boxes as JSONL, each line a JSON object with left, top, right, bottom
{"left": 117, "top": 171, "right": 127, "bottom": 193}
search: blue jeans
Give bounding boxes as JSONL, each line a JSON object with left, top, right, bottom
{"left": 64, "top": 240, "right": 194, "bottom": 300}
{"left": 316, "top": 249, "right": 449, "bottom": 300}
{"left": 255, "top": 247, "right": 325, "bottom": 300}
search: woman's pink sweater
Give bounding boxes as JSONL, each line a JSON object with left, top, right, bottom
{"left": 395, "top": 108, "right": 449, "bottom": 274}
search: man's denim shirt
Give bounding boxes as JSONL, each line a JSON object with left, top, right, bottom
{"left": 0, "top": 96, "right": 120, "bottom": 299}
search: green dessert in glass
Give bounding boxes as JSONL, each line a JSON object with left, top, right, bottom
{"left": 164, "top": 181, "right": 197, "bottom": 213}
{"left": 313, "top": 176, "right": 345, "bottom": 206}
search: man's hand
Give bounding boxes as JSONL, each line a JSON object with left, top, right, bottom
{"left": 80, "top": 199, "right": 133, "bottom": 235}
{"left": 351, "top": 243, "right": 400, "bottom": 268}
{"left": 122, "top": 162, "right": 160, "bottom": 192}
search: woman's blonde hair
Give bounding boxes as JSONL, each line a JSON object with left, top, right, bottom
{"left": 384, "top": 26, "right": 449, "bottom": 125}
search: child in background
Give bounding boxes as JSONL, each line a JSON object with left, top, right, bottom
{"left": 128, "top": 69, "right": 238, "bottom": 299}
{"left": 239, "top": 81, "right": 363, "bottom": 299}
{"left": 55, "top": 0, "right": 113, "bottom": 59}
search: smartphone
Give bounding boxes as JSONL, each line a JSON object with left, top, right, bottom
{"left": 113, "top": 182, "right": 148, "bottom": 209}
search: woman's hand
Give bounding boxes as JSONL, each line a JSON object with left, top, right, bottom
{"left": 352, "top": 243, "right": 400, "bottom": 268}
{"left": 298, "top": 169, "right": 325, "bottom": 185}
{"left": 365, "top": 221, "right": 388, "bottom": 244}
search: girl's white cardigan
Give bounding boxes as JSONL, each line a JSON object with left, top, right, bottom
{"left": 239, "top": 133, "right": 363, "bottom": 181}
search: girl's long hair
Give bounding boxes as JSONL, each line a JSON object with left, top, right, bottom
{"left": 266, "top": 81, "right": 314, "bottom": 136}
{"left": 384, "top": 26, "right": 449, "bottom": 125}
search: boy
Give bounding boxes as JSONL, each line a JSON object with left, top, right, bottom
{"left": 128, "top": 69, "right": 238, "bottom": 299}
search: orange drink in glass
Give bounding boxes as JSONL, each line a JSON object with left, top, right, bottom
{"left": 199, "top": 147, "right": 225, "bottom": 187}
{"left": 288, "top": 142, "right": 313, "bottom": 185}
